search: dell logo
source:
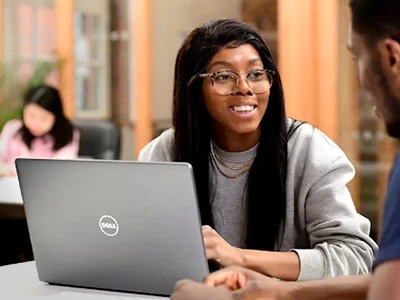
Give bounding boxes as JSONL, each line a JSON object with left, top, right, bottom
{"left": 99, "top": 215, "right": 119, "bottom": 237}
{"left": 101, "top": 222, "right": 117, "bottom": 229}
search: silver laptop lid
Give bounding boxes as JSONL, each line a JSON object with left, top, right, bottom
{"left": 16, "top": 158, "right": 209, "bottom": 296}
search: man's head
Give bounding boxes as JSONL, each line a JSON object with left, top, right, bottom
{"left": 348, "top": 0, "right": 400, "bottom": 138}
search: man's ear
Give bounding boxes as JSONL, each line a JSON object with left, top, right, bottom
{"left": 379, "top": 38, "right": 400, "bottom": 77}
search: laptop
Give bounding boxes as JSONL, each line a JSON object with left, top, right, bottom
{"left": 15, "top": 158, "right": 209, "bottom": 298}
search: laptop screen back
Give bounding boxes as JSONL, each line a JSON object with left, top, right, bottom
{"left": 16, "top": 158, "right": 209, "bottom": 296}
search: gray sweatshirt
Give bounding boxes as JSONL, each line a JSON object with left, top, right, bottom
{"left": 138, "top": 120, "right": 378, "bottom": 281}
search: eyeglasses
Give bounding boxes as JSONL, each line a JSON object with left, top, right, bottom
{"left": 199, "top": 69, "right": 275, "bottom": 96}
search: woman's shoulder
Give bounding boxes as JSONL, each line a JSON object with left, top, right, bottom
{"left": 138, "top": 127, "right": 174, "bottom": 161}
{"left": 287, "top": 118, "right": 351, "bottom": 167}
{"left": 288, "top": 118, "right": 342, "bottom": 151}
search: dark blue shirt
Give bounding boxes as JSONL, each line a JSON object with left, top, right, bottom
{"left": 374, "top": 151, "right": 400, "bottom": 268}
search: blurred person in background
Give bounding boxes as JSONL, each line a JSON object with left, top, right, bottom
{"left": 0, "top": 84, "right": 79, "bottom": 176}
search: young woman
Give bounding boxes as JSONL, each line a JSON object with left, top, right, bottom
{"left": 139, "top": 19, "right": 377, "bottom": 281}
{"left": 0, "top": 84, "right": 79, "bottom": 176}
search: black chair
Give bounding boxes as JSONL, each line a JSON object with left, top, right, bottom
{"left": 73, "top": 119, "right": 121, "bottom": 160}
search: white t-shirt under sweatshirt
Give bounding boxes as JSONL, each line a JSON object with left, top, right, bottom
{"left": 138, "top": 118, "right": 378, "bottom": 281}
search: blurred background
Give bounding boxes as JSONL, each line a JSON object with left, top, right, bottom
{"left": 1, "top": 0, "right": 399, "bottom": 255}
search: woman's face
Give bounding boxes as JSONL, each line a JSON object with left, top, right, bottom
{"left": 23, "top": 103, "right": 55, "bottom": 137}
{"left": 202, "top": 44, "right": 271, "bottom": 143}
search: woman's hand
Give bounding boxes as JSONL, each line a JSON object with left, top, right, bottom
{"left": 203, "top": 226, "right": 300, "bottom": 280}
{"left": 202, "top": 225, "right": 244, "bottom": 267}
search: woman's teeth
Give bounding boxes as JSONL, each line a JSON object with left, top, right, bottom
{"left": 230, "top": 105, "right": 256, "bottom": 112}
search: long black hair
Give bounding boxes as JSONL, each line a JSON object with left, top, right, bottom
{"left": 19, "top": 84, "right": 75, "bottom": 150}
{"left": 173, "top": 19, "right": 288, "bottom": 251}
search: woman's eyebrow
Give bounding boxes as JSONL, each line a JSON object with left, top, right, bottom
{"left": 247, "top": 58, "right": 261, "bottom": 65}
{"left": 208, "top": 58, "right": 262, "bottom": 70}
{"left": 208, "top": 61, "right": 232, "bottom": 70}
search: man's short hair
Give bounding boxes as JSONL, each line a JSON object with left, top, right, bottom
{"left": 350, "top": 0, "right": 400, "bottom": 46}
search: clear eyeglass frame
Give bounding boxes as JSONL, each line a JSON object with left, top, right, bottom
{"left": 198, "top": 69, "right": 275, "bottom": 95}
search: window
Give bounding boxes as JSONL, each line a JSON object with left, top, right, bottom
{"left": 74, "top": 13, "right": 101, "bottom": 111}
{"left": 3, "top": 0, "right": 58, "bottom": 87}
{"left": 3, "top": 0, "right": 110, "bottom": 118}
{"left": 74, "top": 0, "right": 110, "bottom": 118}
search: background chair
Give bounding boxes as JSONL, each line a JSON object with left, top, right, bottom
{"left": 73, "top": 119, "right": 121, "bottom": 160}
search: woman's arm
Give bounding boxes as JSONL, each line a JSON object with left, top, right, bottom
{"left": 203, "top": 225, "right": 300, "bottom": 280}
{"left": 290, "top": 274, "right": 371, "bottom": 300}
{"left": 240, "top": 249, "right": 300, "bottom": 281}
{"left": 293, "top": 154, "right": 378, "bottom": 281}
{"left": 209, "top": 267, "right": 371, "bottom": 300}
{"left": 0, "top": 120, "right": 22, "bottom": 163}
{"left": 286, "top": 126, "right": 378, "bottom": 281}
{"left": 204, "top": 129, "right": 378, "bottom": 281}
{"left": 203, "top": 157, "right": 377, "bottom": 281}
{"left": 171, "top": 266, "right": 371, "bottom": 300}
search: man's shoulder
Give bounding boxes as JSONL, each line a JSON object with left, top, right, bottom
{"left": 387, "top": 151, "right": 400, "bottom": 195}
{"left": 372, "top": 150, "right": 400, "bottom": 268}
{"left": 392, "top": 151, "right": 400, "bottom": 173}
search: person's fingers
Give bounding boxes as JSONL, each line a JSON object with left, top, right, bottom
{"left": 231, "top": 280, "right": 264, "bottom": 300}
{"left": 174, "top": 279, "right": 196, "bottom": 291}
{"left": 172, "top": 279, "right": 236, "bottom": 300}
{"left": 205, "top": 247, "right": 218, "bottom": 261}
{"left": 237, "top": 271, "right": 248, "bottom": 289}
{"left": 202, "top": 225, "right": 213, "bottom": 233}
{"left": 203, "top": 227, "right": 240, "bottom": 267}
{"left": 204, "top": 268, "right": 248, "bottom": 290}
{"left": 203, "top": 234, "right": 219, "bottom": 261}
{"left": 203, "top": 234, "right": 216, "bottom": 248}
{"left": 202, "top": 226, "right": 217, "bottom": 238}
{"left": 224, "top": 272, "right": 243, "bottom": 290}
{"left": 205, "top": 266, "right": 262, "bottom": 286}
{"left": 205, "top": 270, "right": 233, "bottom": 287}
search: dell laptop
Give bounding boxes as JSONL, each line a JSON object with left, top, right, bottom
{"left": 15, "top": 158, "right": 209, "bottom": 298}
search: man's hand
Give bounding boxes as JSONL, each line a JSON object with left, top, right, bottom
{"left": 202, "top": 225, "right": 244, "bottom": 267}
{"left": 205, "top": 266, "right": 294, "bottom": 300}
{"left": 205, "top": 265, "right": 267, "bottom": 289}
{"left": 171, "top": 279, "right": 234, "bottom": 300}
